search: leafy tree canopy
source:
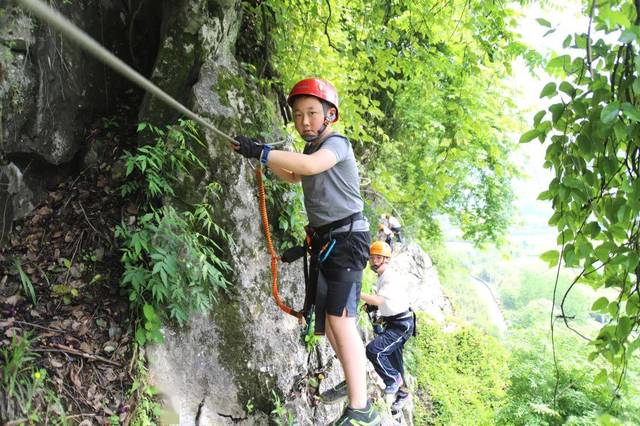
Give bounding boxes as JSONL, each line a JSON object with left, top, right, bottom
{"left": 244, "top": 0, "right": 540, "bottom": 244}
{"left": 522, "top": 0, "right": 640, "bottom": 387}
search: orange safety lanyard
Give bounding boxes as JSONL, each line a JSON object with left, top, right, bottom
{"left": 255, "top": 167, "right": 303, "bottom": 319}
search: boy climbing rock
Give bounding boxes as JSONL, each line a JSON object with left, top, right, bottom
{"left": 361, "top": 241, "right": 414, "bottom": 408}
{"left": 377, "top": 223, "right": 394, "bottom": 250}
{"left": 232, "top": 78, "right": 379, "bottom": 425}
{"left": 386, "top": 214, "right": 402, "bottom": 243}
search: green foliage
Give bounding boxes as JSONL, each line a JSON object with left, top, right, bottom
{"left": 498, "top": 260, "right": 594, "bottom": 326}
{"left": 302, "top": 315, "right": 322, "bottom": 352}
{"left": 2, "top": 334, "right": 38, "bottom": 401}
{"left": 270, "top": 389, "right": 295, "bottom": 425}
{"left": 1, "top": 334, "right": 68, "bottom": 423}
{"left": 496, "top": 313, "right": 640, "bottom": 425}
{"left": 441, "top": 239, "right": 640, "bottom": 425}
{"left": 245, "top": 0, "right": 538, "bottom": 245}
{"left": 430, "top": 243, "right": 505, "bottom": 334}
{"left": 121, "top": 120, "right": 207, "bottom": 200}
{"left": 522, "top": 0, "right": 640, "bottom": 380}
{"left": 263, "top": 175, "right": 306, "bottom": 250}
{"left": 117, "top": 120, "right": 233, "bottom": 344}
{"left": 439, "top": 256, "right": 494, "bottom": 327}
{"left": 487, "top": 238, "right": 640, "bottom": 425}
{"left": 14, "top": 259, "right": 36, "bottom": 305}
{"left": 116, "top": 203, "right": 232, "bottom": 334}
{"left": 127, "top": 348, "right": 162, "bottom": 425}
{"left": 102, "top": 116, "right": 120, "bottom": 129}
{"left": 406, "top": 314, "right": 508, "bottom": 425}
{"left": 245, "top": 398, "right": 255, "bottom": 414}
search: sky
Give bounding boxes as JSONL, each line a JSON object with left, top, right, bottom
{"left": 503, "top": 0, "right": 586, "bottom": 252}
{"left": 441, "top": 0, "right": 586, "bottom": 252}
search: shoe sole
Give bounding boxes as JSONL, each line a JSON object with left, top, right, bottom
{"left": 318, "top": 393, "right": 348, "bottom": 404}
{"left": 333, "top": 419, "right": 381, "bottom": 426}
{"left": 348, "top": 419, "right": 381, "bottom": 426}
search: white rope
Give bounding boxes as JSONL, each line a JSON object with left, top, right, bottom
{"left": 15, "top": 0, "right": 282, "bottom": 146}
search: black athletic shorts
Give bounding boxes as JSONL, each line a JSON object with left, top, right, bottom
{"left": 314, "top": 231, "right": 370, "bottom": 335}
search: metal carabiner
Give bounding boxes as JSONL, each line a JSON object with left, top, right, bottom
{"left": 318, "top": 239, "right": 336, "bottom": 263}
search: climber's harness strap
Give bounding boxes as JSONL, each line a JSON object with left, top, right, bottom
{"left": 381, "top": 308, "right": 418, "bottom": 337}
{"left": 308, "top": 212, "right": 363, "bottom": 238}
{"left": 281, "top": 211, "right": 366, "bottom": 334}
{"left": 383, "top": 310, "right": 412, "bottom": 322}
{"left": 301, "top": 212, "right": 363, "bottom": 332}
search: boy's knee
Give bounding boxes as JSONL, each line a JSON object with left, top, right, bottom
{"left": 366, "top": 350, "right": 376, "bottom": 363}
{"left": 365, "top": 343, "right": 377, "bottom": 359}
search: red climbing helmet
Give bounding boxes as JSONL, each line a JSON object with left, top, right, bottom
{"left": 287, "top": 78, "right": 339, "bottom": 122}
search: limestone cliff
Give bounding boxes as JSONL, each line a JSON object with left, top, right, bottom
{"left": 385, "top": 243, "right": 454, "bottom": 322}
{"left": 0, "top": 0, "right": 162, "bottom": 238}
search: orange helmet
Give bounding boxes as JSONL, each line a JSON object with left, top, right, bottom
{"left": 370, "top": 241, "right": 392, "bottom": 258}
{"left": 287, "top": 78, "right": 339, "bottom": 122}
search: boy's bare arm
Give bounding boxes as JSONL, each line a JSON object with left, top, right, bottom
{"left": 267, "top": 149, "right": 336, "bottom": 176}
{"left": 269, "top": 166, "right": 301, "bottom": 183}
{"left": 361, "top": 293, "right": 385, "bottom": 306}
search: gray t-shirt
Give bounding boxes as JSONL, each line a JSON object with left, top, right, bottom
{"left": 301, "top": 134, "right": 366, "bottom": 231}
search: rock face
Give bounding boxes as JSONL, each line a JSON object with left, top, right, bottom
{"left": 386, "top": 243, "right": 454, "bottom": 322}
{"left": 0, "top": 1, "right": 161, "bottom": 235}
{"left": 0, "top": 163, "right": 36, "bottom": 240}
{"left": 139, "top": 1, "right": 340, "bottom": 424}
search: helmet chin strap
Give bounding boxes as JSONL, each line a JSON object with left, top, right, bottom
{"left": 304, "top": 102, "right": 335, "bottom": 142}
{"left": 370, "top": 258, "right": 388, "bottom": 273}
{"left": 303, "top": 117, "right": 331, "bottom": 142}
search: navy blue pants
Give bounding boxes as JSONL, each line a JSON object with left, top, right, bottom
{"left": 366, "top": 316, "right": 414, "bottom": 386}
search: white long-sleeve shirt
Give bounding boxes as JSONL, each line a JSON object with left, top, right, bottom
{"left": 375, "top": 269, "right": 410, "bottom": 317}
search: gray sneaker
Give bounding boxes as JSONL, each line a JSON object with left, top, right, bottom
{"left": 331, "top": 401, "right": 381, "bottom": 426}
{"left": 319, "top": 380, "right": 348, "bottom": 404}
{"left": 391, "top": 391, "right": 410, "bottom": 415}
{"left": 384, "top": 376, "right": 403, "bottom": 395}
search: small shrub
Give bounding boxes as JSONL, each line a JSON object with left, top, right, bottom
{"left": 406, "top": 314, "right": 508, "bottom": 425}
{"left": 14, "top": 259, "right": 36, "bottom": 304}
{"left": 117, "top": 120, "right": 233, "bottom": 344}
{"left": 1, "top": 334, "right": 67, "bottom": 423}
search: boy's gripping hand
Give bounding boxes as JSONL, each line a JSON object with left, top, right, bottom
{"left": 233, "top": 135, "right": 263, "bottom": 159}
{"left": 362, "top": 303, "right": 378, "bottom": 313}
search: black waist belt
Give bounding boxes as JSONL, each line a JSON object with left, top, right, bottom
{"left": 383, "top": 310, "right": 412, "bottom": 321}
{"left": 311, "top": 212, "right": 363, "bottom": 236}
{"left": 321, "top": 268, "right": 363, "bottom": 283}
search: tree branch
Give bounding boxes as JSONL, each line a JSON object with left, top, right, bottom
{"left": 324, "top": 0, "right": 342, "bottom": 52}
{"left": 610, "top": 46, "right": 624, "bottom": 95}
{"left": 551, "top": 208, "right": 566, "bottom": 408}
{"left": 586, "top": 0, "right": 596, "bottom": 76}
{"left": 448, "top": 0, "right": 470, "bottom": 41}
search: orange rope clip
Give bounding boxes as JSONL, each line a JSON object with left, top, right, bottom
{"left": 256, "top": 167, "right": 303, "bottom": 319}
